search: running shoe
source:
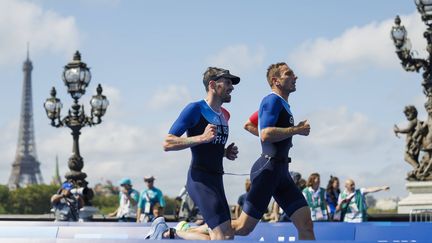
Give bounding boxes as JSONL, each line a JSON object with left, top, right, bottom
{"left": 145, "top": 217, "right": 169, "bottom": 240}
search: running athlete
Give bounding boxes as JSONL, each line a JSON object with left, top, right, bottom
{"left": 155, "top": 67, "right": 240, "bottom": 240}
{"left": 232, "top": 62, "right": 315, "bottom": 240}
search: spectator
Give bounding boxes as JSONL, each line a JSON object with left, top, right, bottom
{"left": 336, "top": 179, "right": 389, "bottom": 223}
{"left": 234, "top": 178, "right": 251, "bottom": 219}
{"left": 290, "top": 171, "right": 307, "bottom": 191}
{"left": 302, "top": 173, "right": 328, "bottom": 221}
{"left": 325, "top": 176, "right": 341, "bottom": 221}
{"left": 298, "top": 178, "right": 307, "bottom": 191}
{"left": 290, "top": 171, "right": 301, "bottom": 186}
{"left": 137, "top": 175, "right": 166, "bottom": 222}
{"left": 108, "top": 178, "right": 139, "bottom": 222}
{"left": 51, "top": 182, "right": 83, "bottom": 222}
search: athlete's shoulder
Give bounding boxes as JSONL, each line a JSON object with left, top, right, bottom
{"left": 185, "top": 100, "right": 203, "bottom": 110}
{"left": 260, "top": 93, "right": 283, "bottom": 110}
{"left": 181, "top": 100, "right": 203, "bottom": 115}
{"left": 221, "top": 107, "right": 230, "bottom": 121}
{"left": 262, "top": 93, "right": 282, "bottom": 103}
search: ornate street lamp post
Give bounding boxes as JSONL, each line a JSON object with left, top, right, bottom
{"left": 391, "top": 1, "right": 432, "bottom": 182}
{"left": 44, "top": 51, "right": 109, "bottom": 206}
{"left": 391, "top": 1, "right": 432, "bottom": 215}
{"left": 391, "top": 1, "right": 432, "bottom": 96}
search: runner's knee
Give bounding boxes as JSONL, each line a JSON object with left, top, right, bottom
{"left": 296, "top": 216, "right": 314, "bottom": 233}
{"left": 233, "top": 220, "right": 254, "bottom": 236}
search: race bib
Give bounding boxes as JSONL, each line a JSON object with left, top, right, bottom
{"left": 144, "top": 202, "right": 151, "bottom": 214}
{"left": 315, "top": 208, "right": 324, "bottom": 220}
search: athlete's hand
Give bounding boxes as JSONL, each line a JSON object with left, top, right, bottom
{"left": 225, "top": 142, "right": 238, "bottom": 160}
{"left": 200, "top": 124, "right": 217, "bottom": 143}
{"left": 296, "top": 120, "right": 310, "bottom": 136}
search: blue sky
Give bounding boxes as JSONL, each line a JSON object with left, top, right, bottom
{"left": 0, "top": 0, "right": 426, "bottom": 204}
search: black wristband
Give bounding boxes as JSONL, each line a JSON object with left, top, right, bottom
{"left": 169, "top": 228, "right": 176, "bottom": 239}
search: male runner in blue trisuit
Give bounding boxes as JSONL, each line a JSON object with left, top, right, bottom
{"left": 147, "top": 67, "right": 240, "bottom": 240}
{"left": 232, "top": 62, "right": 315, "bottom": 240}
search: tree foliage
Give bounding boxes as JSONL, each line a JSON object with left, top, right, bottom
{"left": 92, "top": 194, "right": 118, "bottom": 215}
{"left": 163, "top": 195, "right": 178, "bottom": 215}
{"left": 0, "top": 184, "right": 58, "bottom": 214}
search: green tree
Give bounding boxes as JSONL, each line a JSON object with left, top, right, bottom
{"left": 163, "top": 195, "right": 177, "bottom": 215}
{"left": 7, "top": 184, "right": 58, "bottom": 214}
{"left": 92, "top": 194, "right": 118, "bottom": 215}
{"left": 0, "top": 185, "right": 10, "bottom": 214}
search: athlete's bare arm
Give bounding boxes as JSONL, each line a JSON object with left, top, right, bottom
{"left": 244, "top": 120, "right": 259, "bottom": 136}
{"left": 163, "top": 124, "right": 217, "bottom": 151}
{"left": 260, "top": 120, "right": 310, "bottom": 143}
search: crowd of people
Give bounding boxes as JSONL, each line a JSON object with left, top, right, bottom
{"left": 51, "top": 176, "right": 166, "bottom": 223}
{"left": 51, "top": 172, "right": 390, "bottom": 225}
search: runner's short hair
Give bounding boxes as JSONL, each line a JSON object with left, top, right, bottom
{"left": 266, "top": 62, "right": 288, "bottom": 87}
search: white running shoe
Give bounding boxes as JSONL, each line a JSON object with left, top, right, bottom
{"left": 145, "top": 217, "right": 169, "bottom": 240}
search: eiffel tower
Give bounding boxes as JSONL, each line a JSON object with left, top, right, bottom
{"left": 8, "top": 48, "right": 44, "bottom": 189}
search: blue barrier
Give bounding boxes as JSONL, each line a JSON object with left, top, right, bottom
{"left": 0, "top": 226, "right": 58, "bottom": 238}
{"left": 235, "top": 222, "right": 356, "bottom": 241}
{"left": 57, "top": 226, "right": 150, "bottom": 239}
{"left": 0, "top": 221, "right": 429, "bottom": 242}
{"left": 355, "top": 222, "right": 432, "bottom": 242}
{"left": 235, "top": 222, "right": 298, "bottom": 241}
{"left": 0, "top": 240, "right": 56, "bottom": 243}
{"left": 313, "top": 222, "right": 356, "bottom": 240}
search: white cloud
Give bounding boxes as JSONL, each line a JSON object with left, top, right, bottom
{"left": 288, "top": 107, "right": 408, "bottom": 199}
{"left": 37, "top": 119, "right": 193, "bottom": 198}
{"left": 75, "top": 0, "right": 121, "bottom": 8}
{"left": 207, "top": 45, "right": 266, "bottom": 74}
{"left": 290, "top": 11, "right": 426, "bottom": 78}
{"left": 146, "top": 85, "right": 192, "bottom": 110}
{"left": 304, "top": 107, "right": 383, "bottom": 151}
{"left": 79, "top": 84, "right": 123, "bottom": 119}
{"left": 0, "top": 0, "right": 80, "bottom": 65}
